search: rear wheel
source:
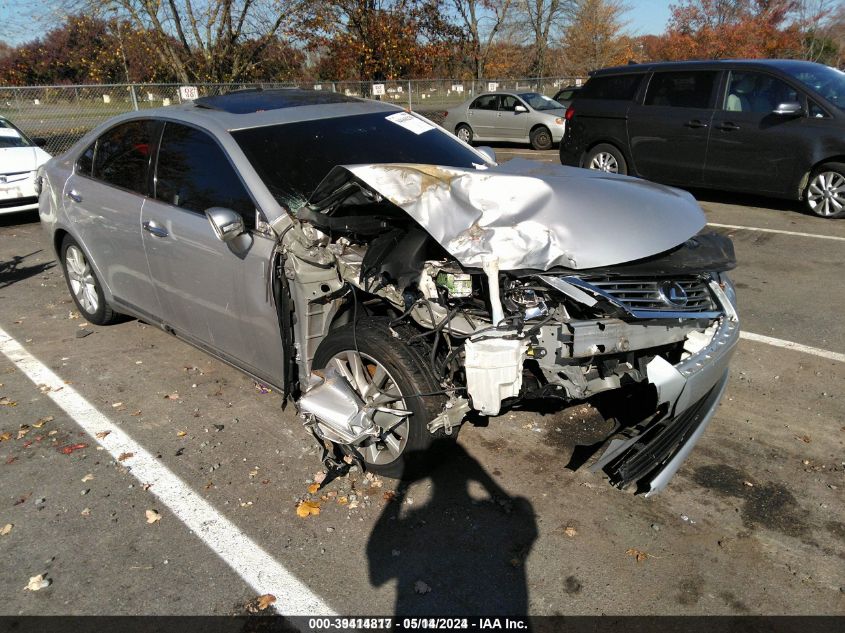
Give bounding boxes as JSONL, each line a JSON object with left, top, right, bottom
{"left": 455, "top": 124, "right": 473, "bottom": 144}
{"left": 312, "top": 318, "right": 453, "bottom": 477}
{"left": 585, "top": 143, "right": 627, "bottom": 175}
{"left": 805, "top": 163, "right": 845, "bottom": 218}
{"left": 60, "top": 235, "right": 120, "bottom": 326}
{"left": 530, "top": 126, "right": 553, "bottom": 150}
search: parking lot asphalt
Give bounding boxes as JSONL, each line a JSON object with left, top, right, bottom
{"left": 0, "top": 148, "right": 842, "bottom": 616}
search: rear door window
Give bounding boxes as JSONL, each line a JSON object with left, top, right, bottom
{"left": 644, "top": 71, "right": 718, "bottom": 108}
{"left": 470, "top": 95, "right": 499, "bottom": 110}
{"left": 90, "top": 120, "right": 157, "bottom": 194}
{"left": 579, "top": 74, "right": 643, "bottom": 101}
{"left": 154, "top": 122, "right": 255, "bottom": 227}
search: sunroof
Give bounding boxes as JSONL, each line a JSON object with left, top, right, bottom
{"left": 194, "top": 89, "right": 361, "bottom": 114}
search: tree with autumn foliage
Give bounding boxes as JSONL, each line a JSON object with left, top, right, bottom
{"left": 561, "top": 0, "right": 631, "bottom": 75}
{"left": 311, "top": 0, "right": 462, "bottom": 81}
{"left": 647, "top": 0, "right": 802, "bottom": 61}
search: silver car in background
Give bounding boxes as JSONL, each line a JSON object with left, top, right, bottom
{"left": 37, "top": 89, "right": 739, "bottom": 494}
{"left": 441, "top": 92, "right": 567, "bottom": 150}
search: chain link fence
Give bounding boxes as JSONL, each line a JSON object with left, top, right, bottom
{"left": 0, "top": 77, "right": 584, "bottom": 156}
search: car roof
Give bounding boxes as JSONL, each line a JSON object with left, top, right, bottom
{"left": 105, "top": 88, "right": 403, "bottom": 135}
{"left": 591, "top": 59, "right": 830, "bottom": 77}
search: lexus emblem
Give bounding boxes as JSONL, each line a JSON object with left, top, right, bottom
{"left": 659, "top": 281, "right": 688, "bottom": 307}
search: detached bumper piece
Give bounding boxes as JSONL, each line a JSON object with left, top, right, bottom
{"left": 591, "top": 374, "right": 727, "bottom": 494}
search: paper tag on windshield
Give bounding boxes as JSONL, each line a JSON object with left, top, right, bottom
{"left": 0, "top": 128, "right": 21, "bottom": 138}
{"left": 385, "top": 112, "right": 434, "bottom": 135}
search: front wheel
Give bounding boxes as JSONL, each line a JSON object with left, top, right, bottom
{"left": 584, "top": 143, "right": 627, "bottom": 175}
{"left": 805, "top": 163, "right": 845, "bottom": 218}
{"left": 530, "top": 126, "right": 553, "bottom": 150}
{"left": 311, "top": 318, "right": 453, "bottom": 477}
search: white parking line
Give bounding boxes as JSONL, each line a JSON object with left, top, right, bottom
{"left": 707, "top": 222, "right": 845, "bottom": 242}
{"left": 0, "top": 326, "right": 334, "bottom": 616}
{"left": 741, "top": 331, "right": 845, "bottom": 363}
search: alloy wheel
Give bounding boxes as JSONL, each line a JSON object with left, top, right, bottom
{"left": 589, "top": 151, "right": 619, "bottom": 173}
{"left": 65, "top": 245, "right": 99, "bottom": 314}
{"left": 807, "top": 171, "right": 845, "bottom": 217}
{"left": 327, "top": 350, "right": 411, "bottom": 465}
{"left": 456, "top": 127, "right": 471, "bottom": 142}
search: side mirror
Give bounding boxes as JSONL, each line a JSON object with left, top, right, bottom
{"left": 32, "top": 137, "right": 48, "bottom": 148}
{"left": 477, "top": 146, "right": 496, "bottom": 163}
{"left": 773, "top": 102, "right": 803, "bottom": 116}
{"left": 205, "top": 207, "right": 245, "bottom": 242}
{"left": 514, "top": 104, "right": 528, "bottom": 113}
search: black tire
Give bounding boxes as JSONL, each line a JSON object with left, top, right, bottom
{"left": 529, "top": 126, "right": 553, "bottom": 150}
{"left": 312, "top": 317, "right": 453, "bottom": 478}
{"left": 804, "top": 162, "right": 845, "bottom": 218}
{"left": 60, "top": 235, "right": 120, "bottom": 326}
{"left": 584, "top": 143, "right": 628, "bottom": 175}
{"left": 455, "top": 123, "right": 473, "bottom": 144}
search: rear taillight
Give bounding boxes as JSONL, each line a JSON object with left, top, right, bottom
{"left": 442, "top": 111, "right": 449, "bottom": 117}
{"left": 565, "top": 105, "right": 575, "bottom": 121}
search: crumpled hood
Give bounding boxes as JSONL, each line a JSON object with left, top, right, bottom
{"left": 318, "top": 158, "right": 706, "bottom": 271}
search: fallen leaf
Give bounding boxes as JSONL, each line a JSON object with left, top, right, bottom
{"left": 564, "top": 526, "right": 577, "bottom": 538}
{"left": 337, "top": 496, "right": 349, "bottom": 505}
{"left": 795, "top": 434, "right": 811, "bottom": 443}
{"left": 0, "top": 397, "right": 17, "bottom": 407}
{"left": 32, "top": 416, "right": 53, "bottom": 428}
{"left": 626, "top": 548, "right": 649, "bottom": 563}
{"left": 0, "top": 523, "right": 12, "bottom": 536}
{"left": 743, "top": 481, "right": 754, "bottom": 487}
{"left": 0, "top": 432, "right": 11, "bottom": 442}
{"left": 256, "top": 594, "right": 276, "bottom": 610}
{"left": 81, "top": 474, "right": 94, "bottom": 482}
{"left": 296, "top": 500, "right": 321, "bottom": 518}
{"left": 59, "top": 443, "right": 88, "bottom": 455}
{"left": 313, "top": 471, "right": 326, "bottom": 484}
{"left": 95, "top": 431, "right": 111, "bottom": 439}
{"left": 307, "top": 483, "right": 320, "bottom": 494}
{"left": 47, "top": 430, "right": 58, "bottom": 436}
{"left": 164, "top": 393, "right": 180, "bottom": 400}
{"left": 24, "top": 574, "right": 51, "bottom": 591}
{"left": 111, "top": 402, "right": 123, "bottom": 408}
{"left": 142, "top": 483, "right": 153, "bottom": 491}
{"left": 131, "top": 410, "right": 142, "bottom": 416}
{"left": 145, "top": 509, "right": 161, "bottom": 524}
{"left": 118, "top": 452, "right": 134, "bottom": 462}
{"left": 177, "top": 430, "right": 187, "bottom": 437}
{"left": 414, "top": 580, "right": 431, "bottom": 594}
{"left": 383, "top": 491, "right": 396, "bottom": 502}
{"left": 204, "top": 481, "right": 213, "bottom": 490}
{"left": 80, "top": 508, "right": 91, "bottom": 517}
{"left": 249, "top": 468, "right": 259, "bottom": 479}
{"left": 17, "top": 426, "right": 30, "bottom": 439}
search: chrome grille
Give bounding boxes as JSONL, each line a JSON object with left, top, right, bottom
{"left": 579, "top": 275, "right": 716, "bottom": 313}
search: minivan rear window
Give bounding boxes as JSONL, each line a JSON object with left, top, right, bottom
{"left": 578, "top": 74, "right": 644, "bottom": 101}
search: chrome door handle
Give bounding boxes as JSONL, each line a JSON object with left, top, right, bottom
{"left": 142, "top": 220, "right": 168, "bottom": 238}
{"left": 66, "top": 189, "right": 82, "bottom": 203}
{"left": 684, "top": 119, "right": 708, "bottom": 129}
{"left": 717, "top": 122, "right": 740, "bottom": 131}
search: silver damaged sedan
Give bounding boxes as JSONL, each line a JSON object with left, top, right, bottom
{"left": 38, "top": 89, "right": 739, "bottom": 493}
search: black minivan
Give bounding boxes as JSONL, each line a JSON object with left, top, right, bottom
{"left": 559, "top": 59, "right": 845, "bottom": 218}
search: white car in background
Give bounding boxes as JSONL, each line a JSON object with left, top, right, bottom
{"left": 0, "top": 116, "right": 51, "bottom": 214}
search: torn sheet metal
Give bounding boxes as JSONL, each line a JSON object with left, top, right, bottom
{"left": 312, "top": 158, "right": 706, "bottom": 271}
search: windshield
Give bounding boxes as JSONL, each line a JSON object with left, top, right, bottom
{"left": 233, "top": 112, "right": 486, "bottom": 209}
{"left": 518, "top": 92, "right": 564, "bottom": 111}
{"left": 0, "top": 119, "right": 34, "bottom": 149}
{"left": 781, "top": 63, "right": 845, "bottom": 110}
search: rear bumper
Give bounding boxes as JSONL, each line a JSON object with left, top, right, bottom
{"left": 591, "top": 281, "right": 740, "bottom": 495}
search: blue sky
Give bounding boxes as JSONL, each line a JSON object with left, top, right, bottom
{"left": 0, "top": 0, "right": 675, "bottom": 46}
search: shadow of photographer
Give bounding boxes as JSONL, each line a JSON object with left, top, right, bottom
{"left": 367, "top": 439, "right": 537, "bottom": 616}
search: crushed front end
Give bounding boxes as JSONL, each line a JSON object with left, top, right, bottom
{"left": 278, "top": 160, "right": 739, "bottom": 493}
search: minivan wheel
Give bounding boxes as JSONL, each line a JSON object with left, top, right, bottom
{"left": 585, "top": 144, "right": 627, "bottom": 175}
{"left": 60, "top": 235, "right": 120, "bottom": 326}
{"left": 805, "top": 163, "right": 845, "bottom": 218}
{"left": 530, "top": 126, "right": 553, "bottom": 150}
{"left": 455, "top": 124, "right": 473, "bottom": 144}
{"left": 311, "top": 318, "right": 453, "bottom": 478}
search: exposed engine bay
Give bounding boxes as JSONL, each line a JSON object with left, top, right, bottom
{"left": 273, "top": 160, "right": 740, "bottom": 494}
